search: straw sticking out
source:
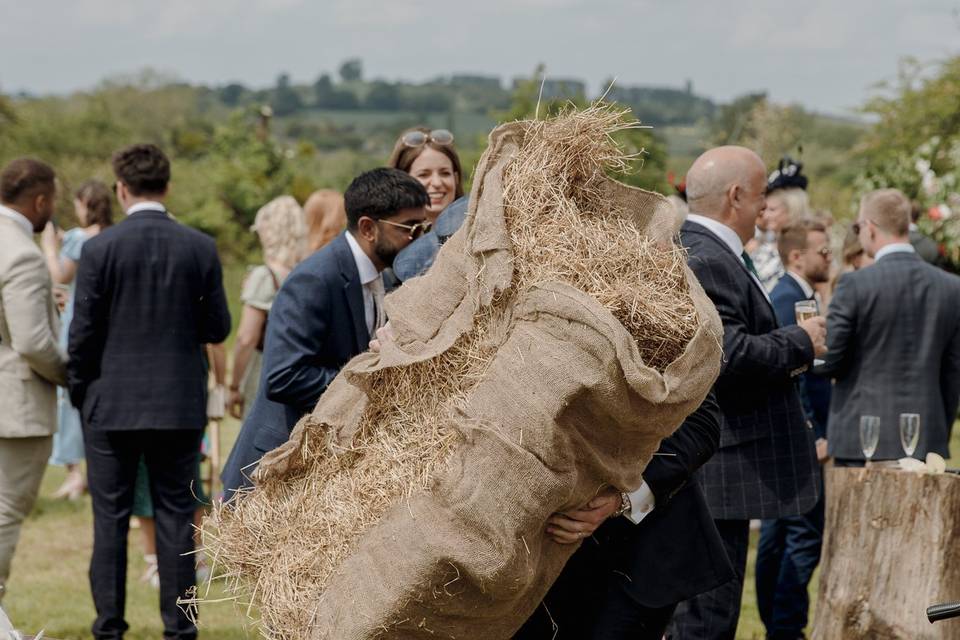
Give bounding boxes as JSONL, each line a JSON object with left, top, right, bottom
{"left": 201, "top": 103, "right": 699, "bottom": 639}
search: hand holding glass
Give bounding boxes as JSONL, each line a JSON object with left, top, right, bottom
{"left": 899, "top": 413, "right": 920, "bottom": 457}
{"left": 860, "top": 415, "right": 880, "bottom": 464}
{"left": 795, "top": 300, "right": 825, "bottom": 366}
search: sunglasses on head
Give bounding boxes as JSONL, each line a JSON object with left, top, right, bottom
{"left": 401, "top": 129, "right": 454, "bottom": 148}
{"left": 378, "top": 218, "right": 433, "bottom": 240}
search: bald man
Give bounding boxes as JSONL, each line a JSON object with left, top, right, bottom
{"left": 668, "top": 147, "right": 825, "bottom": 640}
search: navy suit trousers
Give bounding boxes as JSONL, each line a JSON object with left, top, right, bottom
{"left": 755, "top": 487, "right": 825, "bottom": 639}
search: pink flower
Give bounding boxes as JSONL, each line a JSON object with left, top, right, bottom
{"left": 929, "top": 206, "right": 942, "bottom": 221}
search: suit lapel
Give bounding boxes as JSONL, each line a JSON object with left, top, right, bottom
{"left": 333, "top": 234, "right": 370, "bottom": 353}
{"left": 784, "top": 273, "right": 811, "bottom": 301}
{"left": 683, "top": 221, "right": 778, "bottom": 318}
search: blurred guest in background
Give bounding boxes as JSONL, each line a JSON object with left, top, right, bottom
{"left": 821, "top": 189, "right": 960, "bottom": 465}
{"left": 67, "top": 143, "right": 230, "bottom": 639}
{"left": 750, "top": 157, "right": 810, "bottom": 292}
{"left": 756, "top": 221, "right": 833, "bottom": 640}
{"left": 227, "top": 196, "right": 307, "bottom": 421}
{"left": 303, "top": 189, "right": 346, "bottom": 254}
{"left": 909, "top": 199, "right": 946, "bottom": 267}
{"left": 0, "top": 157, "right": 66, "bottom": 603}
{"left": 40, "top": 179, "right": 113, "bottom": 500}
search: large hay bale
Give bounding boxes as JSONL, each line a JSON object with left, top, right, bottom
{"left": 201, "top": 105, "right": 723, "bottom": 639}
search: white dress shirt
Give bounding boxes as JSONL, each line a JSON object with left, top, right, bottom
{"left": 625, "top": 482, "right": 656, "bottom": 524}
{"left": 345, "top": 230, "right": 383, "bottom": 336}
{"left": 875, "top": 242, "right": 916, "bottom": 262}
{"left": 126, "top": 201, "right": 166, "bottom": 216}
{"left": 786, "top": 271, "right": 815, "bottom": 300}
{"left": 686, "top": 213, "right": 771, "bottom": 303}
{"left": 0, "top": 203, "right": 34, "bottom": 237}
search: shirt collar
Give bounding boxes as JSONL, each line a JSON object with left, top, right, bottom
{"left": 874, "top": 242, "right": 916, "bottom": 262}
{"left": 126, "top": 201, "right": 166, "bottom": 216}
{"left": 686, "top": 213, "right": 745, "bottom": 257}
{"left": 345, "top": 230, "right": 380, "bottom": 285}
{"left": 0, "top": 203, "right": 34, "bottom": 237}
{"left": 786, "top": 271, "right": 815, "bottom": 299}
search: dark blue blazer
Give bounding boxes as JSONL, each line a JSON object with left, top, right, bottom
{"left": 221, "top": 232, "right": 369, "bottom": 496}
{"left": 67, "top": 208, "right": 231, "bottom": 430}
{"left": 680, "top": 219, "right": 820, "bottom": 520}
{"left": 769, "top": 274, "right": 832, "bottom": 439}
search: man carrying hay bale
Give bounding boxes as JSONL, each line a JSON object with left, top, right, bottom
{"left": 204, "top": 106, "right": 725, "bottom": 640}
{"left": 513, "top": 388, "right": 735, "bottom": 639}
{"left": 220, "top": 169, "right": 430, "bottom": 498}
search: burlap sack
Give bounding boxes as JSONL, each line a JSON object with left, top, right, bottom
{"left": 247, "top": 118, "right": 722, "bottom": 639}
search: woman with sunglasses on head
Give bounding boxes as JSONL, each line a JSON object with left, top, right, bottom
{"left": 388, "top": 127, "right": 464, "bottom": 224}
{"left": 384, "top": 128, "right": 469, "bottom": 290}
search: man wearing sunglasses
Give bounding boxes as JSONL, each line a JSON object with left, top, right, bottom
{"left": 757, "top": 220, "right": 835, "bottom": 640}
{"left": 222, "top": 168, "right": 429, "bottom": 498}
{"left": 820, "top": 189, "right": 960, "bottom": 467}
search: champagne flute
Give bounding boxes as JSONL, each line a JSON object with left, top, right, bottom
{"left": 795, "top": 300, "right": 825, "bottom": 367}
{"left": 860, "top": 415, "right": 880, "bottom": 466}
{"left": 899, "top": 413, "right": 920, "bottom": 458}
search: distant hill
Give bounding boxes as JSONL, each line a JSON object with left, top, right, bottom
{"left": 606, "top": 81, "right": 716, "bottom": 127}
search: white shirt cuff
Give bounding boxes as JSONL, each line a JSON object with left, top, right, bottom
{"left": 625, "top": 481, "right": 656, "bottom": 524}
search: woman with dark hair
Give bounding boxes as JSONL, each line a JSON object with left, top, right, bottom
{"left": 40, "top": 179, "right": 113, "bottom": 499}
{"left": 388, "top": 127, "right": 464, "bottom": 223}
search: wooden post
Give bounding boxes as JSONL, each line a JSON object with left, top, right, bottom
{"left": 812, "top": 467, "right": 960, "bottom": 639}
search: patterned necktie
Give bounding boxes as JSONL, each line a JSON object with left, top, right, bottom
{"left": 741, "top": 251, "right": 761, "bottom": 279}
{"left": 370, "top": 275, "right": 387, "bottom": 335}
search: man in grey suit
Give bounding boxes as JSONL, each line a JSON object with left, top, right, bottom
{"left": 821, "top": 189, "right": 960, "bottom": 463}
{"left": 0, "top": 158, "right": 67, "bottom": 601}
{"left": 670, "top": 146, "right": 825, "bottom": 639}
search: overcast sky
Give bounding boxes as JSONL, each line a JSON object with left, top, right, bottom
{"left": 1, "top": 0, "right": 958, "bottom": 115}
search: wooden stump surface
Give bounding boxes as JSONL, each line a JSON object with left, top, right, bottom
{"left": 812, "top": 467, "right": 960, "bottom": 639}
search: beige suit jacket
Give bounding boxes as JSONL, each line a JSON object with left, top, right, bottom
{"left": 0, "top": 215, "right": 67, "bottom": 438}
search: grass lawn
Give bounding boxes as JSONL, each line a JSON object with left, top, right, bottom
{"left": 2, "top": 416, "right": 251, "bottom": 639}
{"left": 6, "top": 415, "right": 959, "bottom": 638}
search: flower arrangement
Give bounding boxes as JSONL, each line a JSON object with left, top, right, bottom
{"left": 855, "top": 137, "right": 960, "bottom": 270}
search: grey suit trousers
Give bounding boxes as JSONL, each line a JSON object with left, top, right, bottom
{"left": 0, "top": 435, "right": 52, "bottom": 600}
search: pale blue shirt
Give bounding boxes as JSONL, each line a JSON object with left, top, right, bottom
{"left": 875, "top": 242, "right": 916, "bottom": 261}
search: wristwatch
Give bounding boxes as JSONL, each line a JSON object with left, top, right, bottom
{"left": 613, "top": 491, "right": 632, "bottom": 518}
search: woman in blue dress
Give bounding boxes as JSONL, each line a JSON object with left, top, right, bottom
{"left": 40, "top": 180, "right": 114, "bottom": 499}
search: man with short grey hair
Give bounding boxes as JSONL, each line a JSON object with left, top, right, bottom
{"left": 669, "top": 146, "right": 823, "bottom": 639}
{"left": 821, "top": 188, "right": 960, "bottom": 464}
{"left": 0, "top": 157, "right": 67, "bottom": 602}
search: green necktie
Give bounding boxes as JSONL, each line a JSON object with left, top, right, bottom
{"left": 741, "top": 251, "right": 760, "bottom": 279}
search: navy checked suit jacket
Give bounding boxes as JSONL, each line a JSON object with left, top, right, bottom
{"left": 67, "top": 209, "right": 231, "bottom": 430}
{"left": 221, "top": 232, "right": 370, "bottom": 496}
{"left": 820, "top": 252, "right": 960, "bottom": 460}
{"left": 679, "top": 220, "right": 820, "bottom": 520}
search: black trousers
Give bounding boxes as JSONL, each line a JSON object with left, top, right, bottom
{"left": 668, "top": 519, "right": 750, "bottom": 640}
{"left": 84, "top": 428, "right": 203, "bottom": 640}
{"left": 513, "top": 536, "right": 677, "bottom": 640}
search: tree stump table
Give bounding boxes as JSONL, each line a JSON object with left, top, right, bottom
{"left": 812, "top": 466, "right": 960, "bottom": 639}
